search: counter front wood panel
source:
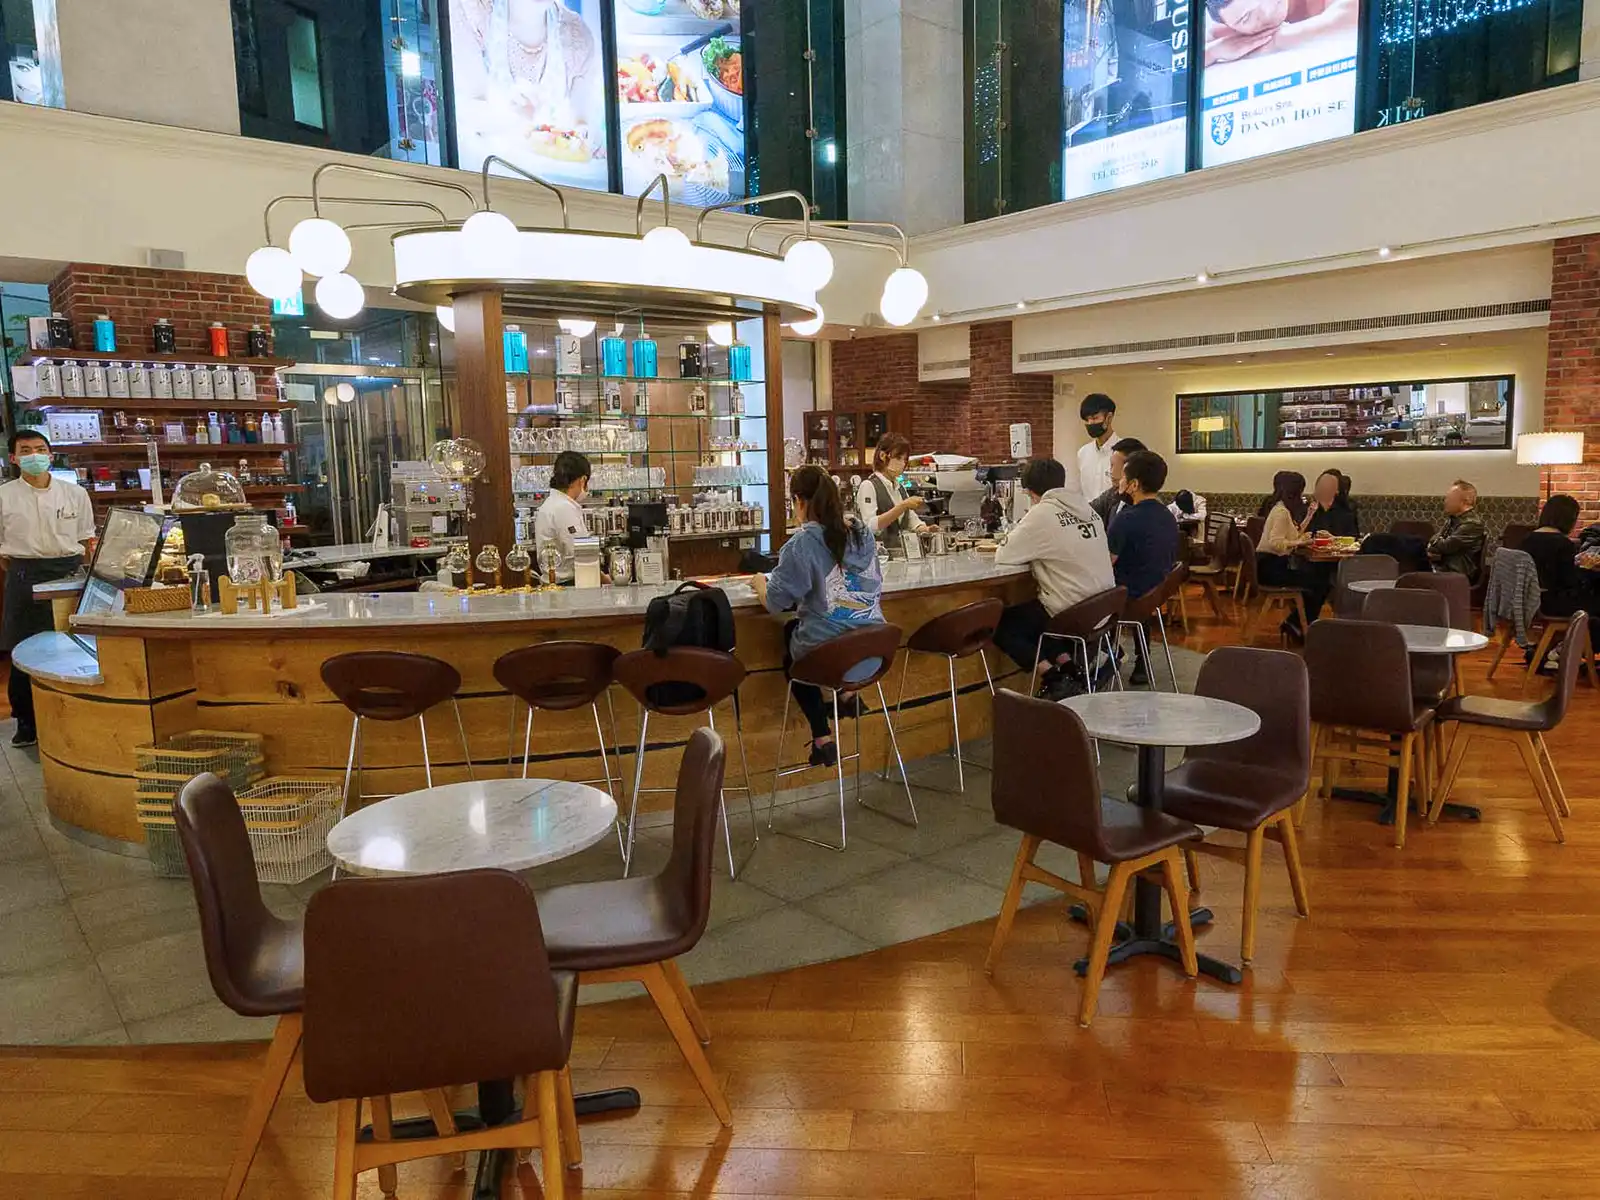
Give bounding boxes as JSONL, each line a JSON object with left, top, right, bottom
{"left": 39, "top": 564, "right": 1035, "bottom": 845}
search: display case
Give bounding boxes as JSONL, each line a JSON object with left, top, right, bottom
{"left": 801, "top": 406, "right": 906, "bottom": 475}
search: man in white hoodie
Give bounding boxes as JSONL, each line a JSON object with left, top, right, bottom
{"left": 992, "top": 457, "right": 1116, "bottom": 688}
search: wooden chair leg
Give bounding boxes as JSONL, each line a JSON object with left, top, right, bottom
{"left": 661, "top": 958, "right": 710, "bottom": 1045}
{"left": 1393, "top": 732, "right": 1416, "bottom": 849}
{"left": 1176, "top": 588, "right": 1191, "bottom": 631}
{"left": 222, "top": 1011, "right": 302, "bottom": 1200}
{"left": 1297, "top": 724, "right": 1323, "bottom": 827}
{"left": 1485, "top": 627, "right": 1513, "bottom": 681}
{"left": 638, "top": 960, "right": 733, "bottom": 1126}
{"left": 1293, "top": 594, "right": 1309, "bottom": 635}
{"left": 1075, "top": 851, "right": 1098, "bottom": 890}
{"left": 1414, "top": 728, "right": 1434, "bottom": 827}
{"left": 1079, "top": 862, "right": 1132, "bottom": 1027}
{"left": 1184, "top": 846, "right": 1202, "bottom": 895}
{"left": 1535, "top": 732, "right": 1570, "bottom": 817}
{"left": 1158, "top": 852, "right": 1198, "bottom": 978}
{"left": 421, "top": 1090, "right": 465, "bottom": 1171}
{"left": 1522, "top": 625, "right": 1558, "bottom": 694}
{"left": 369, "top": 1095, "right": 399, "bottom": 1198}
{"left": 535, "top": 1070, "right": 566, "bottom": 1200}
{"left": 1276, "top": 813, "right": 1310, "bottom": 918}
{"left": 1203, "top": 580, "right": 1226, "bottom": 621}
{"left": 1241, "top": 826, "right": 1266, "bottom": 965}
{"left": 556, "top": 1065, "right": 582, "bottom": 1169}
{"left": 1431, "top": 726, "right": 1471, "bottom": 822}
{"left": 985, "top": 834, "right": 1038, "bottom": 975}
{"left": 331, "top": 1097, "right": 360, "bottom": 1200}
{"left": 1516, "top": 732, "right": 1566, "bottom": 843}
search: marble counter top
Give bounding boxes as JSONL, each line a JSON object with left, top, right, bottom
{"left": 12, "top": 632, "right": 102, "bottom": 685}
{"left": 71, "top": 551, "right": 1030, "bottom": 634}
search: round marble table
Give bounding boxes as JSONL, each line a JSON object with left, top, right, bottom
{"left": 1394, "top": 624, "right": 1490, "bottom": 655}
{"left": 327, "top": 779, "right": 618, "bottom": 877}
{"left": 1059, "top": 692, "right": 1260, "bottom": 985}
{"left": 1347, "top": 578, "right": 1397, "bottom": 595}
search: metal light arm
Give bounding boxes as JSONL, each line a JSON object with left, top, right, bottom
{"left": 262, "top": 195, "right": 450, "bottom": 245}
{"left": 634, "top": 174, "right": 673, "bottom": 235}
{"left": 310, "top": 162, "right": 479, "bottom": 218}
{"left": 763, "top": 219, "right": 909, "bottom": 266}
{"left": 480, "top": 156, "right": 571, "bottom": 229}
{"left": 694, "top": 190, "right": 812, "bottom": 243}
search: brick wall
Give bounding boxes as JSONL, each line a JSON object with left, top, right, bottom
{"left": 1545, "top": 235, "right": 1600, "bottom": 518}
{"left": 48, "top": 264, "right": 276, "bottom": 361}
{"left": 829, "top": 321, "right": 1053, "bottom": 461}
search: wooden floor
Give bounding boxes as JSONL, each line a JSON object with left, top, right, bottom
{"left": 7, "top": 611, "right": 1600, "bottom": 1198}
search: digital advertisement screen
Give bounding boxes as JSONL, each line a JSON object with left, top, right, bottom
{"left": 613, "top": 0, "right": 745, "bottom": 208}
{"left": 446, "top": 0, "right": 610, "bottom": 190}
{"left": 1061, "top": 0, "right": 1191, "bottom": 199}
{"left": 1199, "top": 0, "right": 1358, "bottom": 168}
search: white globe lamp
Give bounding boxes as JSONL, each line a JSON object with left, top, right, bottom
{"left": 558, "top": 318, "right": 597, "bottom": 337}
{"left": 245, "top": 246, "right": 301, "bottom": 300}
{"left": 435, "top": 304, "right": 456, "bottom": 333}
{"left": 788, "top": 307, "right": 824, "bottom": 337}
{"left": 784, "top": 239, "right": 835, "bottom": 291}
{"left": 336, "top": 382, "right": 356, "bottom": 404}
{"left": 706, "top": 321, "right": 735, "bottom": 347}
{"left": 315, "top": 272, "right": 366, "bottom": 320}
{"left": 461, "top": 210, "right": 520, "bottom": 264}
{"left": 287, "top": 218, "right": 352, "bottom": 278}
{"left": 882, "top": 266, "right": 929, "bottom": 313}
{"left": 641, "top": 225, "right": 692, "bottom": 280}
{"left": 879, "top": 285, "right": 919, "bottom": 328}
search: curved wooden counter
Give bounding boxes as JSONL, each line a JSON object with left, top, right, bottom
{"left": 24, "top": 554, "right": 1034, "bottom": 848}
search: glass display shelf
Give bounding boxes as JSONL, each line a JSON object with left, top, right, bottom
{"left": 510, "top": 411, "right": 767, "bottom": 420}
{"left": 531, "top": 374, "right": 765, "bottom": 385}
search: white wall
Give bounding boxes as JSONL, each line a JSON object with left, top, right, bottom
{"left": 56, "top": 0, "right": 239, "bottom": 135}
{"left": 1051, "top": 332, "right": 1549, "bottom": 497}
{"left": 782, "top": 340, "right": 817, "bottom": 439}
{"left": 910, "top": 80, "right": 1600, "bottom": 327}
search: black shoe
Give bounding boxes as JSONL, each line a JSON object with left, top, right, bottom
{"left": 1129, "top": 667, "right": 1150, "bottom": 688}
{"left": 11, "top": 727, "right": 36, "bottom": 748}
{"left": 808, "top": 739, "right": 839, "bottom": 767}
{"left": 1043, "top": 671, "right": 1086, "bottom": 701}
{"left": 1279, "top": 619, "right": 1305, "bottom": 645}
{"left": 838, "top": 694, "right": 868, "bottom": 719}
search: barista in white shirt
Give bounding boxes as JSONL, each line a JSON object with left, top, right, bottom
{"left": 0, "top": 431, "right": 96, "bottom": 747}
{"left": 533, "top": 451, "right": 593, "bottom": 585}
{"left": 1076, "top": 393, "right": 1119, "bottom": 498}
{"left": 855, "top": 433, "right": 926, "bottom": 554}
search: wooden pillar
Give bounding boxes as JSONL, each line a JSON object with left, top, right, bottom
{"left": 451, "top": 289, "right": 515, "bottom": 552}
{"left": 765, "top": 308, "right": 789, "bottom": 551}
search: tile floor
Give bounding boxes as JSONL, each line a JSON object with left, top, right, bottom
{"left": 0, "top": 649, "right": 1201, "bottom": 1046}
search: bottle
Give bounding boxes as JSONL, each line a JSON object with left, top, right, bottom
{"left": 107, "top": 363, "right": 130, "bottom": 399}
{"left": 208, "top": 322, "right": 229, "bottom": 357}
{"left": 282, "top": 498, "right": 297, "bottom": 527}
{"left": 246, "top": 324, "right": 269, "bottom": 357}
{"left": 688, "top": 385, "right": 709, "bottom": 416}
{"left": 631, "top": 335, "right": 658, "bottom": 379}
{"left": 603, "top": 381, "right": 623, "bottom": 416}
{"left": 47, "top": 312, "right": 74, "bottom": 349}
{"left": 85, "top": 362, "right": 108, "bottom": 397}
{"left": 192, "top": 364, "right": 214, "bottom": 400}
{"left": 226, "top": 413, "right": 242, "bottom": 444}
{"left": 730, "top": 383, "right": 745, "bottom": 416}
{"left": 212, "top": 365, "right": 235, "bottom": 401}
{"left": 503, "top": 325, "right": 529, "bottom": 374}
{"left": 244, "top": 412, "right": 259, "bottom": 443}
{"left": 151, "top": 318, "right": 177, "bottom": 354}
{"left": 172, "top": 363, "right": 193, "bottom": 400}
{"left": 678, "top": 338, "right": 703, "bottom": 379}
{"left": 275, "top": 412, "right": 289, "bottom": 443}
{"left": 555, "top": 332, "right": 583, "bottom": 375}
{"left": 129, "top": 362, "right": 151, "bottom": 399}
{"left": 207, "top": 411, "right": 223, "bottom": 444}
{"left": 194, "top": 419, "right": 209, "bottom": 445}
{"left": 234, "top": 366, "right": 256, "bottom": 401}
{"left": 61, "top": 360, "right": 84, "bottom": 397}
{"left": 150, "top": 364, "right": 172, "bottom": 399}
{"left": 729, "top": 338, "right": 752, "bottom": 382}
{"left": 34, "top": 360, "right": 61, "bottom": 398}
{"left": 601, "top": 333, "right": 627, "bottom": 377}
{"left": 633, "top": 382, "right": 650, "bottom": 416}
{"left": 238, "top": 457, "right": 252, "bottom": 485}
{"left": 93, "top": 314, "right": 116, "bottom": 352}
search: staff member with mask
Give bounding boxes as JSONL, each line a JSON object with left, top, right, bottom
{"left": 1077, "top": 393, "right": 1119, "bottom": 497}
{"left": 855, "top": 433, "right": 925, "bottom": 554}
{"left": 0, "top": 431, "right": 95, "bottom": 747}
{"left": 533, "top": 451, "right": 596, "bottom": 585}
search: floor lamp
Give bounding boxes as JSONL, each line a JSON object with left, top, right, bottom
{"left": 1516, "top": 431, "right": 1585, "bottom": 504}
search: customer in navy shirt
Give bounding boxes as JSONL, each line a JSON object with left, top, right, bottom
{"left": 1107, "top": 450, "right": 1180, "bottom": 685}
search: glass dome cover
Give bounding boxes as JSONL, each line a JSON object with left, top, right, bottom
{"left": 172, "top": 463, "right": 248, "bottom": 510}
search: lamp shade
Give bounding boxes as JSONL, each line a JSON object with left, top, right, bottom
{"left": 1516, "top": 431, "right": 1585, "bottom": 466}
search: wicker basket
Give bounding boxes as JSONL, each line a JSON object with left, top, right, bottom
{"left": 138, "top": 819, "right": 189, "bottom": 879}
{"left": 123, "top": 586, "right": 192, "bottom": 614}
{"left": 236, "top": 777, "right": 341, "bottom": 885}
{"left": 134, "top": 731, "right": 265, "bottom": 793}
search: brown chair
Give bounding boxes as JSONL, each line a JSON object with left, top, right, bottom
{"left": 896, "top": 599, "right": 1002, "bottom": 793}
{"left": 1520, "top": 613, "right": 1599, "bottom": 694}
{"left": 611, "top": 646, "right": 756, "bottom": 878}
{"left": 1363, "top": 585, "right": 1454, "bottom": 705}
{"left": 1185, "top": 514, "right": 1235, "bottom": 620}
{"left": 1498, "top": 523, "right": 1535, "bottom": 552}
{"left": 321, "top": 651, "right": 473, "bottom": 815}
{"left": 1430, "top": 613, "right": 1585, "bottom": 843}
{"left": 1118, "top": 565, "right": 1187, "bottom": 692}
{"left": 1235, "top": 533, "right": 1309, "bottom": 642}
{"left": 1160, "top": 648, "right": 1311, "bottom": 965}
{"left": 1395, "top": 570, "right": 1471, "bottom": 630}
{"left": 1389, "top": 519, "right": 1436, "bottom": 540}
{"left": 535, "top": 727, "right": 733, "bottom": 1125}
{"left": 1032, "top": 586, "right": 1128, "bottom": 688}
{"left": 1305, "top": 619, "right": 1438, "bottom": 849}
{"left": 494, "top": 642, "right": 623, "bottom": 853}
{"left": 302, "top": 869, "right": 580, "bottom": 1200}
{"left": 173, "top": 773, "right": 305, "bottom": 1200}
{"left": 983, "top": 689, "right": 1199, "bottom": 1026}
{"left": 770, "top": 624, "right": 917, "bottom": 850}
{"left": 1332, "top": 554, "right": 1399, "bottom": 619}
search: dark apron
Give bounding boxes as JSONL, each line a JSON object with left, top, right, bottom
{"left": 2, "top": 556, "right": 82, "bottom": 652}
{"left": 870, "top": 474, "right": 907, "bottom": 552}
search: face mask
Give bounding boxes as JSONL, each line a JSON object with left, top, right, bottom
{"left": 17, "top": 453, "right": 50, "bottom": 477}
{"left": 1086, "top": 422, "right": 1108, "bottom": 439}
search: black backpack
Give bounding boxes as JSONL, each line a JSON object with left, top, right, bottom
{"left": 640, "top": 582, "right": 737, "bottom": 707}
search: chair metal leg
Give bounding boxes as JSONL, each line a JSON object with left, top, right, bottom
{"left": 339, "top": 714, "right": 360, "bottom": 820}
{"left": 732, "top": 706, "right": 759, "bottom": 849}
{"left": 979, "top": 647, "right": 996, "bottom": 695}
{"left": 767, "top": 685, "right": 793, "bottom": 829}
{"left": 520, "top": 705, "right": 534, "bottom": 779}
{"left": 1156, "top": 609, "right": 1179, "bottom": 693}
{"left": 1133, "top": 622, "right": 1155, "bottom": 692}
{"left": 592, "top": 702, "right": 625, "bottom": 859}
{"left": 450, "top": 698, "right": 474, "bottom": 781}
{"left": 623, "top": 709, "right": 649, "bottom": 876}
{"left": 418, "top": 713, "right": 433, "bottom": 788}
{"left": 947, "top": 654, "right": 965, "bottom": 794}
{"left": 894, "top": 651, "right": 912, "bottom": 717}
{"left": 877, "top": 681, "right": 918, "bottom": 828}
{"left": 706, "top": 707, "right": 738, "bottom": 878}
{"left": 832, "top": 689, "right": 847, "bottom": 849}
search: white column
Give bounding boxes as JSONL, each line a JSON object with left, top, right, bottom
{"left": 1585, "top": 0, "right": 1600, "bottom": 81}
{"left": 844, "top": 0, "right": 964, "bottom": 236}
{"left": 55, "top": 0, "right": 239, "bottom": 135}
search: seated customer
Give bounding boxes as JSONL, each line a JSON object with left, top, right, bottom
{"left": 1522, "top": 494, "right": 1598, "bottom": 623}
{"left": 1305, "top": 468, "right": 1359, "bottom": 538}
{"left": 1427, "top": 480, "right": 1488, "bottom": 583}
{"left": 1253, "top": 470, "right": 1329, "bottom": 641}
{"left": 751, "top": 466, "right": 884, "bottom": 767}
{"left": 1107, "top": 451, "right": 1180, "bottom": 685}
{"left": 993, "top": 457, "right": 1115, "bottom": 687}
{"left": 1090, "top": 437, "right": 1145, "bottom": 528}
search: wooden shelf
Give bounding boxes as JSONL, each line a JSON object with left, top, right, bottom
{"left": 54, "top": 443, "right": 298, "bottom": 455}
{"left": 33, "top": 399, "right": 294, "bottom": 412}
{"left": 28, "top": 349, "right": 293, "bottom": 368}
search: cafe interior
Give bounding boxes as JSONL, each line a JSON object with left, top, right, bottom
{"left": 4, "top": 0, "right": 1600, "bottom": 1195}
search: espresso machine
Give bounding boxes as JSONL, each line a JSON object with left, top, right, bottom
{"left": 979, "top": 463, "right": 1024, "bottom": 534}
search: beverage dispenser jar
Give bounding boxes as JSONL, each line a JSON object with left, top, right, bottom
{"left": 601, "top": 333, "right": 628, "bottom": 377}
{"left": 631, "top": 335, "right": 658, "bottom": 379}
{"left": 503, "top": 325, "right": 530, "bottom": 374}
{"left": 223, "top": 512, "right": 283, "bottom": 587}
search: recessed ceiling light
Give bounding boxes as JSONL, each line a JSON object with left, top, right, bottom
{"left": 1378, "top": 246, "right": 1393, "bottom": 258}
{"left": 1015, "top": 301, "right": 1027, "bottom": 310}
{"left": 1325, "top": 351, "right": 1335, "bottom": 356}
{"left": 1196, "top": 271, "right": 1210, "bottom": 284}
{"left": 931, "top": 312, "right": 942, "bottom": 322}
{"left": 1235, "top": 358, "right": 1244, "bottom": 363}
{"left": 1439, "top": 341, "right": 1448, "bottom": 346}
{"left": 1157, "top": 366, "right": 1166, "bottom": 371}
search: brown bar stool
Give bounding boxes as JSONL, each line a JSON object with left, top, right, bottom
{"left": 1116, "top": 564, "right": 1187, "bottom": 693}
{"left": 770, "top": 623, "right": 916, "bottom": 851}
{"left": 893, "top": 598, "right": 1002, "bottom": 793}
{"left": 321, "top": 651, "right": 473, "bottom": 816}
{"left": 493, "top": 641, "right": 622, "bottom": 855}
{"left": 173, "top": 774, "right": 305, "bottom": 1200}
{"left": 1033, "top": 586, "right": 1129, "bottom": 689}
{"left": 611, "top": 647, "right": 757, "bottom": 878}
